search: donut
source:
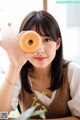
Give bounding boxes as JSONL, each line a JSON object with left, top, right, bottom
{"left": 19, "top": 30, "right": 42, "bottom": 53}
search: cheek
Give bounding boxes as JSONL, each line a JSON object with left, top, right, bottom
{"left": 47, "top": 44, "right": 57, "bottom": 60}
{"left": 46, "top": 43, "right": 57, "bottom": 53}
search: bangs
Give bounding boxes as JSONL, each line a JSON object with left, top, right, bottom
{"left": 20, "top": 14, "right": 58, "bottom": 41}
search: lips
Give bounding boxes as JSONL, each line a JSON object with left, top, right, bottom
{"left": 34, "top": 57, "right": 47, "bottom": 61}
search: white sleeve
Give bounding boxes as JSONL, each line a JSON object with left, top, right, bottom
{"left": 11, "top": 77, "right": 21, "bottom": 110}
{"left": 67, "top": 62, "right": 80, "bottom": 117}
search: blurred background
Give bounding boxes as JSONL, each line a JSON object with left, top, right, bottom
{"left": 0, "top": 0, "right": 80, "bottom": 85}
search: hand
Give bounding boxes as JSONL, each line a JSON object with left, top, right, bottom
{"left": 0, "top": 28, "right": 27, "bottom": 68}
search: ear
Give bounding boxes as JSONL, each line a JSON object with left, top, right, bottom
{"left": 56, "top": 37, "right": 61, "bottom": 50}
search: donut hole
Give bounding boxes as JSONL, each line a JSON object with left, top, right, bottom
{"left": 28, "top": 39, "right": 33, "bottom": 45}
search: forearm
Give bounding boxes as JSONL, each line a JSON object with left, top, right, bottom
{"left": 0, "top": 65, "right": 21, "bottom": 112}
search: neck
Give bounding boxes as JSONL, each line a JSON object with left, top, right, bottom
{"left": 29, "top": 65, "right": 51, "bottom": 81}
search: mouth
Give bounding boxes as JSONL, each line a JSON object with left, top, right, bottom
{"left": 34, "top": 57, "right": 47, "bottom": 61}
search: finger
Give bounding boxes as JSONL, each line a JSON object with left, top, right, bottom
{"left": 18, "top": 31, "right": 26, "bottom": 39}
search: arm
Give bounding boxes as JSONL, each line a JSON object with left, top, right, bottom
{"left": 65, "top": 62, "right": 80, "bottom": 120}
{"left": 0, "top": 32, "right": 27, "bottom": 113}
{"left": 0, "top": 65, "right": 21, "bottom": 112}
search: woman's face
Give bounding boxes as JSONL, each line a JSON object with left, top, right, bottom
{"left": 25, "top": 27, "right": 61, "bottom": 68}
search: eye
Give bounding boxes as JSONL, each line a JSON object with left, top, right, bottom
{"left": 44, "top": 37, "right": 53, "bottom": 42}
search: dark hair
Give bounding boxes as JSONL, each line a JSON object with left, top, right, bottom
{"left": 20, "top": 10, "right": 63, "bottom": 93}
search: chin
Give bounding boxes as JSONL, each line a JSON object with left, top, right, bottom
{"left": 34, "top": 64, "right": 49, "bottom": 69}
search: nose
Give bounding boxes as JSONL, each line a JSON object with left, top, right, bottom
{"left": 36, "top": 45, "right": 44, "bottom": 54}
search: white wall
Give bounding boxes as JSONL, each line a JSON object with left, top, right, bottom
{"left": 48, "top": 0, "right": 80, "bottom": 64}
{"left": 0, "top": 0, "right": 43, "bottom": 84}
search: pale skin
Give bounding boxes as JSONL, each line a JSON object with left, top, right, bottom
{"left": 0, "top": 28, "right": 80, "bottom": 120}
{"left": 0, "top": 32, "right": 27, "bottom": 112}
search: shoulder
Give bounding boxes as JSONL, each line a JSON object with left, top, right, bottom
{"left": 68, "top": 62, "right": 80, "bottom": 77}
{"left": 63, "top": 61, "right": 80, "bottom": 80}
{"left": 68, "top": 61, "right": 80, "bottom": 71}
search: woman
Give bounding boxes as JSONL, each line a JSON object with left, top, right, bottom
{"left": 0, "top": 10, "right": 80, "bottom": 120}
